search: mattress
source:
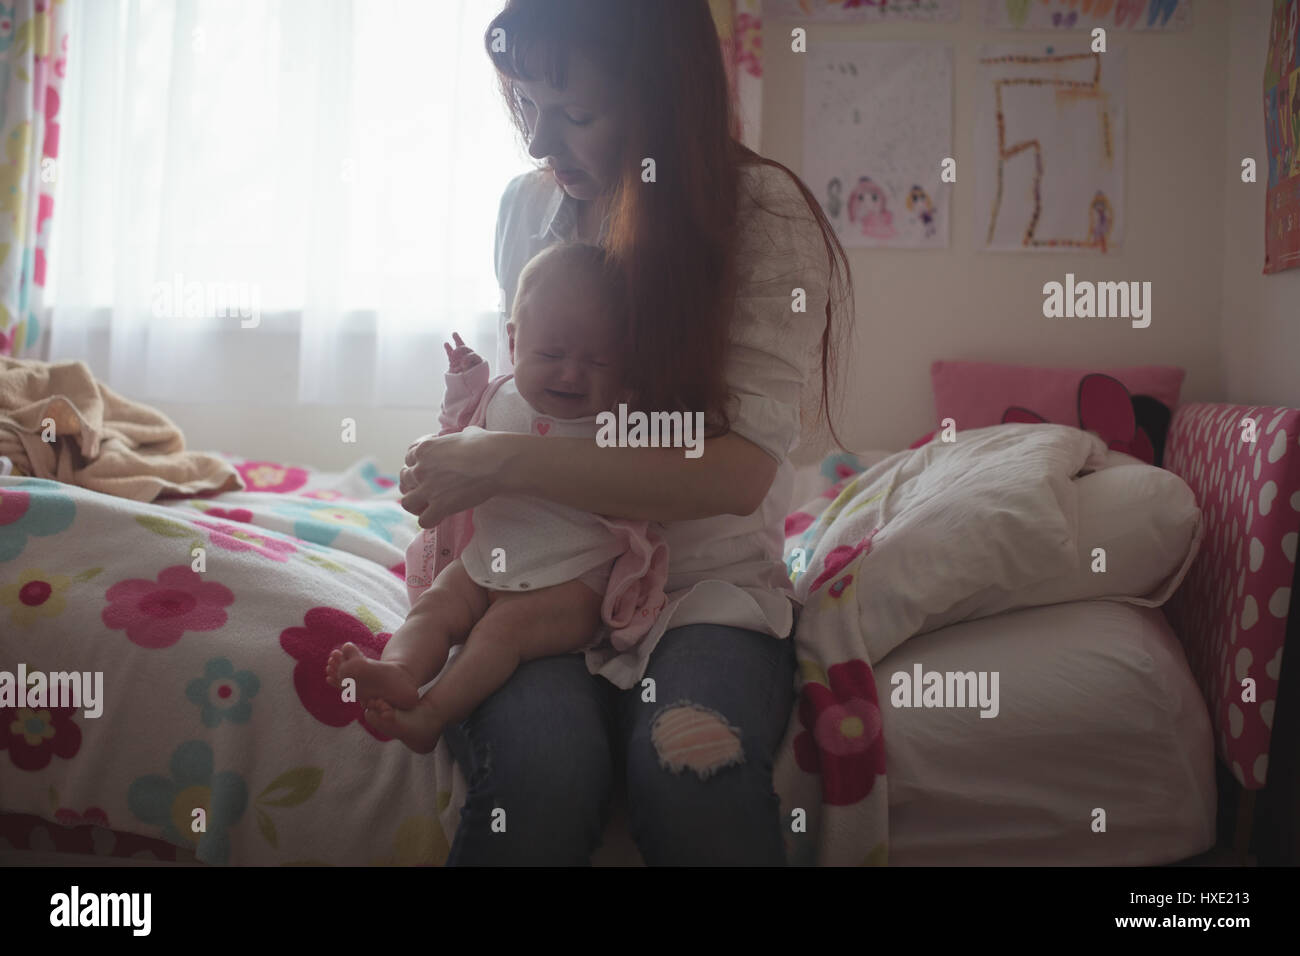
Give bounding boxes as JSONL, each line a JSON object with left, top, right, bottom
{"left": 878, "top": 600, "right": 1216, "bottom": 865}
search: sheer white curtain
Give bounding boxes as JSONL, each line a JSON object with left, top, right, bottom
{"left": 50, "top": 0, "right": 530, "bottom": 407}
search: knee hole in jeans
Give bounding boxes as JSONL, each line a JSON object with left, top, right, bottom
{"left": 649, "top": 701, "right": 746, "bottom": 780}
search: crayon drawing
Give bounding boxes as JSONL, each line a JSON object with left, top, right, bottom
{"left": 984, "top": 0, "right": 1190, "bottom": 32}
{"left": 974, "top": 45, "right": 1126, "bottom": 253}
{"left": 1264, "top": 0, "right": 1300, "bottom": 273}
{"left": 767, "top": 0, "right": 959, "bottom": 22}
{"left": 804, "top": 42, "right": 952, "bottom": 249}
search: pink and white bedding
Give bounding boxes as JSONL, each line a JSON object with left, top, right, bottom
{"left": 1, "top": 458, "right": 434, "bottom": 864}
{"left": 774, "top": 423, "right": 1206, "bottom": 864}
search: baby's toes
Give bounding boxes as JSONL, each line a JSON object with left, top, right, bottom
{"left": 366, "top": 702, "right": 397, "bottom": 731}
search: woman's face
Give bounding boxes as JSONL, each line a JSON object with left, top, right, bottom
{"left": 511, "top": 49, "right": 624, "bottom": 201}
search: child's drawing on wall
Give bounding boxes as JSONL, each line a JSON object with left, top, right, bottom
{"left": 826, "top": 177, "right": 842, "bottom": 219}
{"left": 848, "top": 176, "right": 896, "bottom": 239}
{"left": 974, "top": 45, "right": 1126, "bottom": 252}
{"left": 803, "top": 42, "right": 951, "bottom": 248}
{"left": 1088, "top": 191, "right": 1114, "bottom": 253}
{"left": 906, "top": 185, "right": 936, "bottom": 239}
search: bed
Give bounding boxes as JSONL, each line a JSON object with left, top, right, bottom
{"left": 1, "top": 401, "right": 1296, "bottom": 866}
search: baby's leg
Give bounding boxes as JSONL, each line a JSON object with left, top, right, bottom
{"left": 326, "top": 559, "right": 487, "bottom": 710}
{"left": 371, "top": 578, "right": 604, "bottom": 753}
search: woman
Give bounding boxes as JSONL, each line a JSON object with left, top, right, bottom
{"left": 398, "top": 0, "right": 852, "bottom": 865}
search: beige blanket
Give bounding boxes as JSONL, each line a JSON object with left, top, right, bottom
{"left": 0, "top": 357, "right": 242, "bottom": 501}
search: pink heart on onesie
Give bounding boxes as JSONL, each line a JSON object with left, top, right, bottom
{"left": 534, "top": 419, "right": 552, "bottom": 436}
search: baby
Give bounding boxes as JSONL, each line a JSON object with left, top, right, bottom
{"left": 326, "top": 242, "right": 667, "bottom": 752}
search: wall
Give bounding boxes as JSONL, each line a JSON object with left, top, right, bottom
{"left": 763, "top": 0, "right": 1233, "bottom": 462}
{"left": 1221, "top": 0, "right": 1300, "bottom": 410}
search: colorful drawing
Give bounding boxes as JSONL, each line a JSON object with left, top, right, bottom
{"left": 907, "top": 185, "right": 937, "bottom": 239}
{"left": 847, "top": 176, "right": 896, "bottom": 239}
{"left": 804, "top": 42, "right": 952, "bottom": 249}
{"left": 1088, "top": 191, "right": 1114, "bottom": 252}
{"left": 974, "top": 46, "right": 1126, "bottom": 252}
{"left": 826, "top": 177, "right": 843, "bottom": 218}
{"left": 767, "top": 0, "right": 960, "bottom": 22}
{"left": 1265, "top": 0, "right": 1300, "bottom": 273}
{"left": 984, "top": 0, "right": 1190, "bottom": 31}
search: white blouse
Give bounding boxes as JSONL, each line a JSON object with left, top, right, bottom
{"left": 492, "top": 162, "right": 832, "bottom": 689}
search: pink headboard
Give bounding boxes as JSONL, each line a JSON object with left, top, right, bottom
{"left": 1163, "top": 403, "right": 1300, "bottom": 790}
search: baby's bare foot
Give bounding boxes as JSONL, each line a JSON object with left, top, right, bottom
{"left": 325, "top": 647, "right": 346, "bottom": 687}
{"left": 333, "top": 642, "right": 420, "bottom": 710}
{"left": 365, "top": 697, "right": 444, "bottom": 754}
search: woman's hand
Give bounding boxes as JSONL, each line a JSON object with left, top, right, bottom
{"left": 399, "top": 428, "right": 509, "bottom": 528}
{"left": 401, "top": 428, "right": 779, "bottom": 528}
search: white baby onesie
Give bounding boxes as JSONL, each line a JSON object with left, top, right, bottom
{"left": 458, "top": 379, "right": 624, "bottom": 592}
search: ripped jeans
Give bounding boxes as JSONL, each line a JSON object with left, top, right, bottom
{"left": 442, "top": 623, "right": 797, "bottom": 866}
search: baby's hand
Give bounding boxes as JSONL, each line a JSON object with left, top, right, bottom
{"left": 444, "top": 332, "right": 483, "bottom": 374}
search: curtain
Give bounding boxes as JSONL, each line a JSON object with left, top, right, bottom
{"left": 710, "top": 0, "right": 763, "bottom": 151}
{"left": 48, "top": 0, "right": 529, "bottom": 407}
{"left": 0, "top": 0, "right": 70, "bottom": 358}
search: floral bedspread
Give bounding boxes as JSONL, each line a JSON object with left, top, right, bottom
{"left": 2, "top": 451, "right": 896, "bottom": 865}
{"left": 775, "top": 451, "right": 887, "bottom": 867}
{"left": 0, "top": 457, "right": 456, "bottom": 865}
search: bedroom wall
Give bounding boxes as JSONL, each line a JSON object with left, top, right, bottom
{"left": 1221, "top": 0, "right": 1300, "bottom": 411}
{"left": 765, "top": 0, "right": 1233, "bottom": 463}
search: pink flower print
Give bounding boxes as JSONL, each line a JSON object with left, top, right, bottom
{"left": 808, "top": 528, "right": 879, "bottom": 593}
{"left": 202, "top": 507, "right": 253, "bottom": 524}
{"left": 821, "top": 478, "right": 851, "bottom": 500}
{"left": 793, "top": 660, "right": 885, "bottom": 805}
{"left": 826, "top": 574, "right": 853, "bottom": 600}
{"left": 1, "top": 706, "right": 82, "bottom": 771}
{"left": 235, "top": 460, "right": 308, "bottom": 493}
{"left": 785, "top": 511, "right": 815, "bottom": 537}
{"left": 302, "top": 489, "right": 348, "bottom": 502}
{"left": 736, "top": 12, "right": 762, "bottom": 78}
{"left": 53, "top": 806, "right": 110, "bottom": 828}
{"left": 102, "top": 565, "right": 235, "bottom": 649}
{"left": 279, "top": 607, "right": 391, "bottom": 741}
{"left": 194, "top": 520, "right": 297, "bottom": 562}
{"left": 0, "top": 487, "right": 31, "bottom": 526}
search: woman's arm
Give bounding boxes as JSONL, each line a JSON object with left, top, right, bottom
{"left": 400, "top": 428, "right": 778, "bottom": 528}
{"left": 499, "top": 430, "right": 778, "bottom": 521}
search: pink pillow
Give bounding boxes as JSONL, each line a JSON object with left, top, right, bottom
{"left": 931, "top": 361, "right": 1184, "bottom": 427}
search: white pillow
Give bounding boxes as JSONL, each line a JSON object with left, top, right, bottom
{"left": 918, "top": 452, "right": 1202, "bottom": 635}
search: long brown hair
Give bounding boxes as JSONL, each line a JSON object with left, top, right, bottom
{"left": 486, "top": 0, "right": 853, "bottom": 450}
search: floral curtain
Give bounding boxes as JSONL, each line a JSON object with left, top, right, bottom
{"left": 709, "top": 0, "right": 764, "bottom": 150}
{"left": 0, "top": 0, "right": 68, "bottom": 357}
